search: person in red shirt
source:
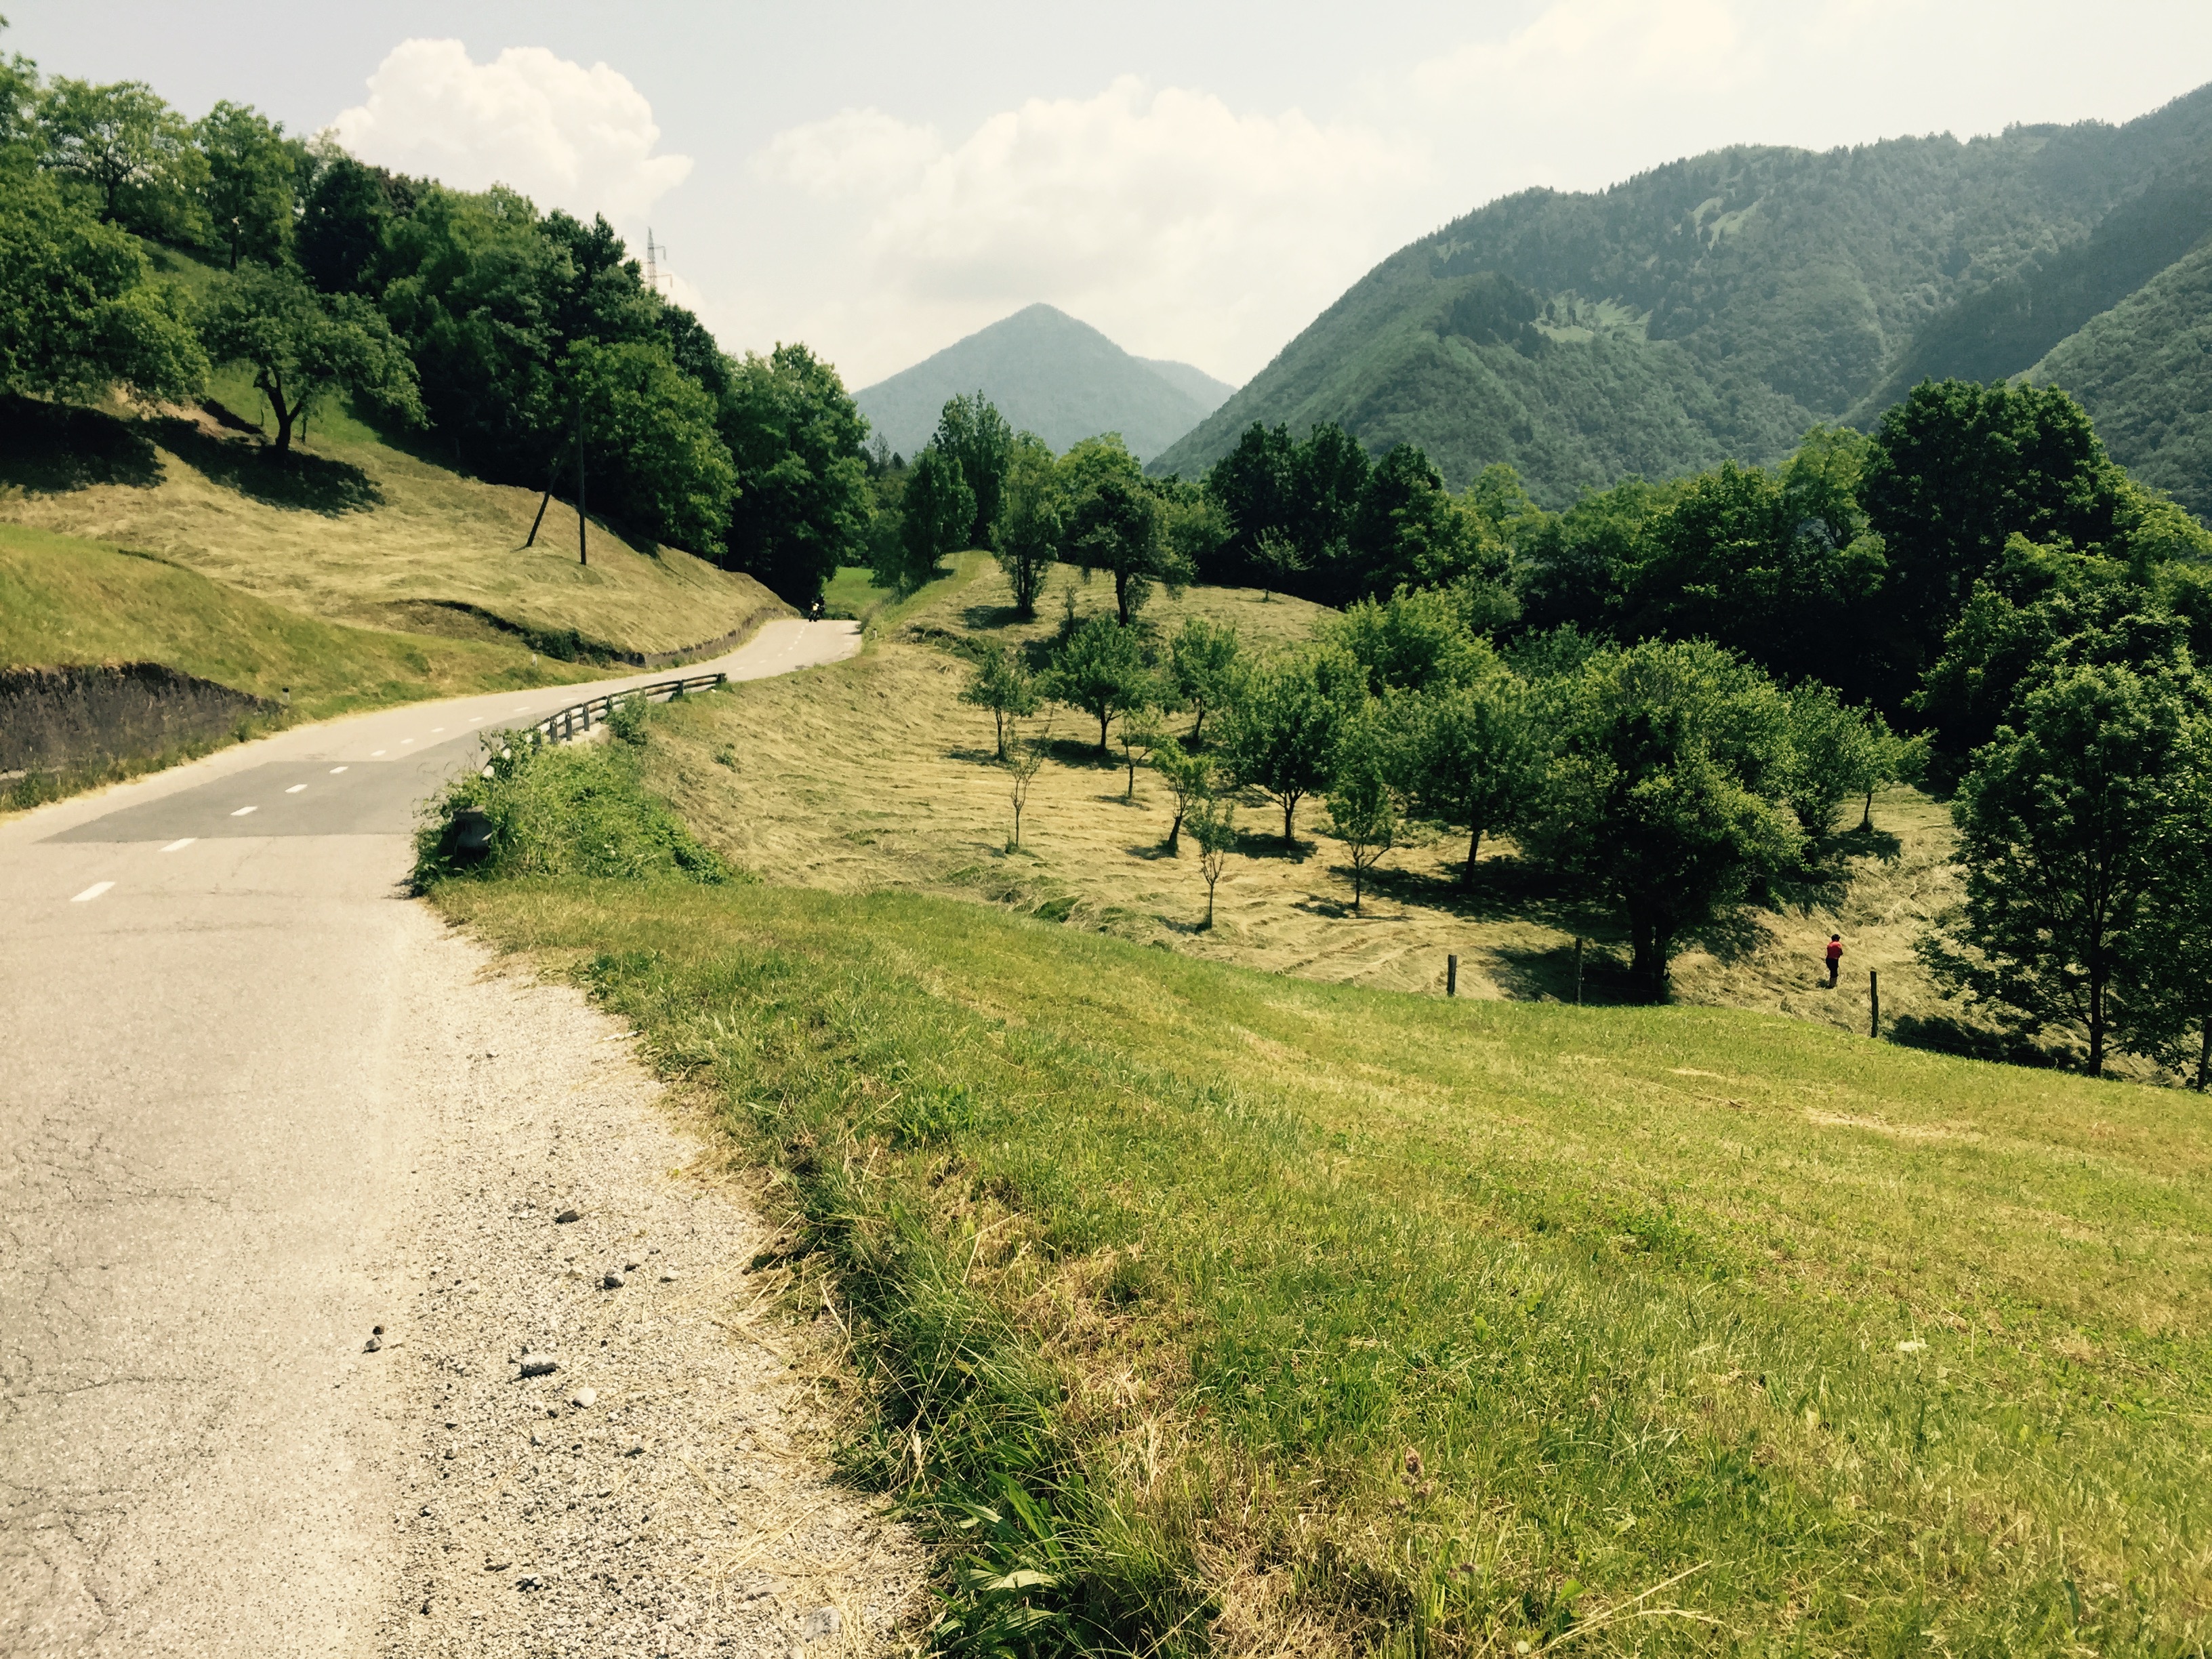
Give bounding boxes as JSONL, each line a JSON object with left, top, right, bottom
{"left": 1824, "top": 933, "right": 1843, "bottom": 988}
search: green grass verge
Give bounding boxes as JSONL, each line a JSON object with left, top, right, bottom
{"left": 426, "top": 731, "right": 2212, "bottom": 1656}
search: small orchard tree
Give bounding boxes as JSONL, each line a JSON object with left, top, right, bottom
{"left": 1118, "top": 707, "right": 1164, "bottom": 802}
{"left": 1325, "top": 712, "right": 1399, "bottom": 912}
{"left": 1152, "top": 737, "right": 1214, "bottom": 853}
{"left": 1923, "top": 661, "right": 2192, "bottom": 1076}
{"left": 1006, "top": 716, "right": 1051, "bottom": 851}
{"left": 1253, "top": 527, "right": 1307, "bottom": 600}
{"left": 991, "top": 432, "right": 1062, "bottom": 617}
{"left": 1397, "top": 672, "right": 1541, "bottom": 885}
{"left": 201, "top": 262, "right": 421, "bottom": 453}
{"left": 1221, "top": 647, "right": 1361, "bottom": 845}
{"left": 1190, "top": 793, "right": 1237, "bottom": 928}
{"left": 961, "top": 642, "right": 1040, "bottom": 760}
{"left": 1168, "top": 615, "right": 1242, "bottom": 745}
{"left": 1068, "top": 474, "right": 1186, "bottom": 626}
{"left": 1044, "top": 613, "right": 1153, "bottom": 758}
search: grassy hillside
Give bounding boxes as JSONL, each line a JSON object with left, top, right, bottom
{"left": 0, "top": 521, "right": 594, "bottom": 804}
{"left": 0, "top": 383, "right": 787, "bottom": 661}
{"left": 632, "top": 559, "right": 1969, "bottom": 1046}
{"left": 437, "top": 860, "right": 2212, "bottom": 1654}
{"left": 1154, "top": 85, "right": 2212, "bottom": 506}
{"left": 856, "top": 304, "right": 1227, "bottom": 462}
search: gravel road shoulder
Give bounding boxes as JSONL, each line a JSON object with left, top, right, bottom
{"left": 373, "top": 924, "right": 921, "bottom": 1658}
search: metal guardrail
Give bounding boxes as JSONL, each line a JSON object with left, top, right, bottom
{"left": 525, "top": 672, "right": 727, "bottom": 743}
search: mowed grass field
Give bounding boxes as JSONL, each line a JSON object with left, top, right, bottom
{"left": 438, "top": 863, "right": 2212, "bottom": 1655}
{"left": 0, "top": 375, "right": 785, "bottom": 659}
{"left": 640, "top": 557, "right": 1967, "bottom": 1042}
{"left": 0, "top": 520, "right": 593, "bottom": 711}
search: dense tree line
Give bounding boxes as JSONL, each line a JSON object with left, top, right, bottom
{"left": 0, "top": 34, "right": 872, "bottom": 602}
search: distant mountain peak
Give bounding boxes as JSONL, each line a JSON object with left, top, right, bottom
{"left": 856, "top": 306, "right": 1238, "bottom": 462}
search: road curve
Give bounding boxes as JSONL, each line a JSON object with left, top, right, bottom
{"left": 0, "top": 619, "right": 860, "bottom": 1656}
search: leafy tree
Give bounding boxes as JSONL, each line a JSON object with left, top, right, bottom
{"left": 961, "top": 642, "right": 1040, "bottom": 761}
{"left": 201, "top": 262, "right": 421, "bottom": 452}
{"left": 1328, "top": 585, "right": 1488, "bottom": 697}
{"left": 1860, "top": 379, "right": 2123, "bottom": 682}
{"left": 1151, "top": 736, "right": 1213, "bottom": 853}
{"left": 720, "top": 341, "right": 870, "bottom": 602}
{"left": 1395, "top": 667, "right": 1540, "bottom": 886}
{"left": 1222, "top": 647, "right": 1362, "bottom": 844}
{"left": 1347, "top": 443, "right": 1500, "bottom": 601}
{"left": 1325, "top": 711, "right": 1399, "bottom": 912}
{"left": 1205, "top": 420, "right": 1297, "bottom": 578}
{"left": 1190, "top": 792, "right": 1237, "bottom": 927}
{"left": 569, "top": 337, "right": 736, "bottom": 552}
{"left": 1064, "top": 462, "right": 1186, "bottom": 626}
{"left": 934, "top": 390, "right": 1012, "bottom": 550}
{"left": 991, "top": 432, "right": 1061, "bottom": 617}
{"left": 1522, "top": 640, "right": 1805, "bottom": 1001}
{"left": 1167, "top": 616, "right": 1242, "bottom": 744}
{"left": 884, "top": 445, "right": 974, "bottom": 592}
{"left": 1154, "top": 476, "right": 1229, "bottom": 587}
{"left": 1781, "top": 682, "right": 1891, "bottom": 836}
{"left": 1044, "top": 613, "right": 1152, "bottom": 757}
{"left": 1921, "top": 661, "right": 2194, "bottom": 1076}
{"left": 296, "top": 150, "right": 396, "bottom": 295}
{"left": 38, "top": 77, "right": 205, "bottom": 239}
{"left": 194, "top": 101, "right": 299, "bottom": 269}
{"left": 2127, "top": 716, "right": 2212, "bottom": 1088}
{"left": 0, "top": 169, "right": 205, "bottom": 401}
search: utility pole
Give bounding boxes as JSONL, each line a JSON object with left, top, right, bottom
{"left": 576, "top": 396, "right": 588, "bottom": 567}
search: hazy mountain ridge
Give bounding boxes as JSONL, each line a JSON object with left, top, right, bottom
{"left": 1153, "top": 84, "right": 2212, "bottom": 510}
{"left": 856, "top": 304, "right": 1236, "bottom": 462}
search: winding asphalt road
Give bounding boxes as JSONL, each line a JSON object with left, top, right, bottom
{"left": 0, "top": 618, "right": 860, "bottom": 1656}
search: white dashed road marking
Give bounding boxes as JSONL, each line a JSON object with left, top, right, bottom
{"left": 231, "top": 806, "right": 257, "bottom": 817}
{"left": 329, "top": 766, "right": 348, "bottom": 775}
{"left": 371, "top": 750, "right": 386, "bottom": 757}
{"left": 71, "top": 882, "right": 114, "bottom": 903}
{"left": 161, "top": 838, "right": 194, "bottom": 853}
{"left": 286, "top": 785, "right": 307, "bottom": 794}
{"left": 401, "top": 739, "right": 414, "bottom": 745}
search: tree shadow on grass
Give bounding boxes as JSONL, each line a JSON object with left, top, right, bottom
{"left": 1124, "top": 841, "right": 1180, "bottom": 862}
{"left": 0, "top": 396, "right": 163, "bottom": 493}
{"left": 962, "top": 601, "right": 1032, "bottom": 631}
{"left": 149, "top": 417, "right": 382, "bottom": 515}
{"left": 1491, "top": 936, "right": 1651, "bottom": 1004}
{"left": 945, "top": 743, "right": 1003, "bottom": 768}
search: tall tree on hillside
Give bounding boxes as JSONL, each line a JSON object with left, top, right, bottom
{"left": 37, "top": 77, "right": 205, "bottom": 240}
{"left": 568, "top": 337, "right": 737, "bottom": 551}
{"left": 1168, "top": 615, "right": 1242, "bottom": 744}
{"left": 1068, "top": 474, "right": 1183, "bottom": 626}
{"left": 884, "top": 445, "right": 973, "bottom": 592}
{"left": 194, "top": 102, "right": 300, "bottom": 269}
{"left": 1346, "top": 443, "right": 1498, "bottom": 602}
{"left": 1521, "top": 639, "right": 1805, "bottom": 1002}
{"left": 201, "top": 262, "right": 421, "bottom": 452}
{"left": 991, "top": 431, "right": 1061, "bottom": 617}
{"left": 720, "top": 341, "right": 871, "bottom": 602}
{"left": 1921, "top": 661, "right": 2195, "bottom": 1076}
{"left": 0, "top": 168, "right": 206, "bottom": 401}
{"left": 296, "top": 150, "right": 395, "bottom": 294}
{"left": 1860, "top": 379, "right": 2123, "bottom": 685}
{"left": 1205, "top": 420, "right": 1296, "bottom": 579}
{"left": 2126, "top": 714, "right": 2212, "bottom": 1088}
{"left": 935, "top": 390, "right": 1013, "bottom": 550}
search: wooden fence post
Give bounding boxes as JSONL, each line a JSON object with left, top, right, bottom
{"left": 1870, "top": 968, "right": 1880, "bottom": 1039}
{"left": 1574, "top": 937, "right": 1584, "bottom": 1006}
{"left": 1446, "top": 954, "right": 1458, "bottom": 998}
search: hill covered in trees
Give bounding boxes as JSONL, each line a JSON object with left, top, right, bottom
{"left": 1154, "top": 83, "right": 2212, "bottom": 514}
{"left": 857, "top": 304, "right": 1234, "bottom": 463}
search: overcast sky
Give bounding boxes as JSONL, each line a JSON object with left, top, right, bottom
{"left": 12, "top": 3, "right": 2212, "bottom": 388}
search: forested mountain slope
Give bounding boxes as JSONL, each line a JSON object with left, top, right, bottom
{"left": 857, "top": 304, "right": 1234, "bottom": 462}
{"left": 1155, "top": 83, "right": 2212, "bottom": 508}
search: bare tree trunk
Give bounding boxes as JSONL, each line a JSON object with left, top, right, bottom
{"left": 2197, "top": 1014, "right": 2211, "bottom": 1092}
{"left": 1462, "top": 823, "right": 1483, "bottom": 887}
{"left": 525, "top": 461, "right": 556, "bottom": 548}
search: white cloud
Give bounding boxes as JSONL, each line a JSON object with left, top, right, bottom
{"left": 753, "top": 77, "right": 1424, "bottom": 384}
{"left": 331, "top": 40, "right": 691, "bottom": 224}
